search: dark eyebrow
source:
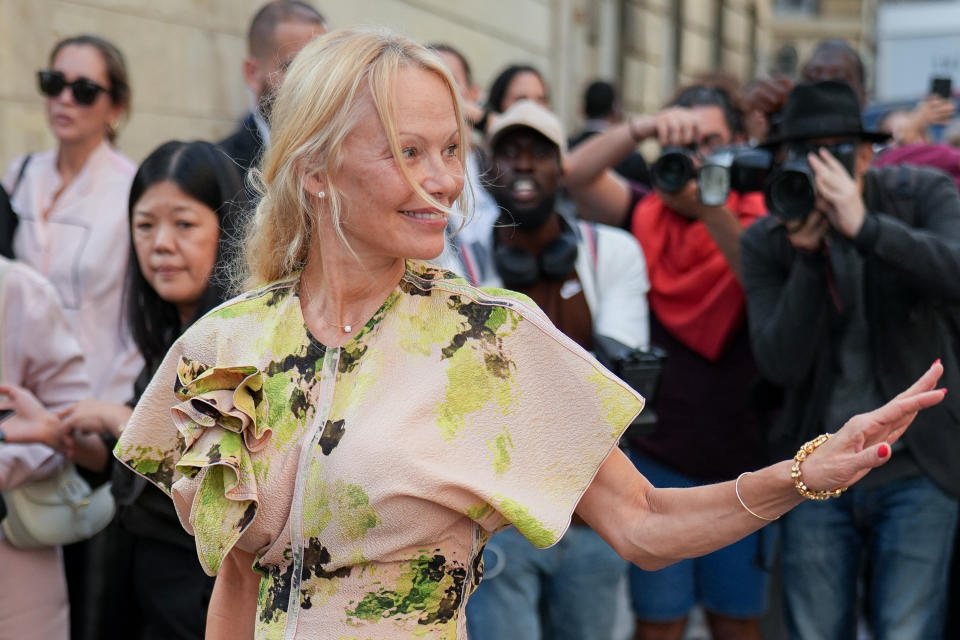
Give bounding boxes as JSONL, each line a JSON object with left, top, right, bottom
{"left": 133, "top": 205, "right": 196, "bottom": 217}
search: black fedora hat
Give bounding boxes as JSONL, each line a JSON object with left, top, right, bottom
{"left": 763, "top": 80, "right": 890, "bottom": 146}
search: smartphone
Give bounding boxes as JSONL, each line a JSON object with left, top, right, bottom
{"left": 931, "top": 76, "right": 952, "bottom": 99}
{"left": 0, "top": 408, "right": 14, "bottom": 424}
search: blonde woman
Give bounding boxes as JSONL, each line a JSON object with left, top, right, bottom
{"left": 115, "top": 28, "right": 945, "bottom": 639}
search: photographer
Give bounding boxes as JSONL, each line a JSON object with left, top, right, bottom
{"left": 740, "top": 80, "right": 960, "bottom": 639}
{"left": 564, "top": 84, "right": 773, "bottom": 640}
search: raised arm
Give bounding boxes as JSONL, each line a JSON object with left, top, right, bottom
{"left": 563, "top": 117, "right": 653, "bottom": 189}
{"left": 563, "top": 132, "right": 635, "bottom": 227}
{"left": 564, "top": 109, "right": 701, "bottom": 226}
{"left": 577, "top": 361, "right": 945, "bottom": 569}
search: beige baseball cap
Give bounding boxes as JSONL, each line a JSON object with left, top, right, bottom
{"left": 487, "top": 100, "right": 567, "bottom": 155}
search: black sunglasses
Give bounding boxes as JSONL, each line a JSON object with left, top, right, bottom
{"left": 37, "top": 70, "right": 109, "bottom": 106}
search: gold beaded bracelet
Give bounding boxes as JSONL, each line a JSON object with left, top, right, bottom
{"left": 791, "top": 434, "right": 847, "bottom": 500}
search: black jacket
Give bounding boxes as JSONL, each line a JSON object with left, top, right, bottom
{"left": 217, "top": 113, "right": 265, "bottom": 219}
{"left": 741, "top": 165, "right": 960, "bottom": 497}
{"left": 217, "top": 112, "right": 264, "bottom": 175}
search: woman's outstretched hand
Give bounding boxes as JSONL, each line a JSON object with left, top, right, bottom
{"left": 800, "top": 361, "right": 945, "bottom": 492}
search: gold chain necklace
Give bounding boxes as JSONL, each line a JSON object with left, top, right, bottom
{"left": 299, "top": 279, "right": 360, "bottom": 334}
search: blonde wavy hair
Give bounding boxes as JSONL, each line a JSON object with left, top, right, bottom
{"left": 241, "top": 27, "right": 470, "bottom": 289}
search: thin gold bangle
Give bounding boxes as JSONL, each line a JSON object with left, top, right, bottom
{"left": 735, "top": 472, "right": 779, "bottom": 521}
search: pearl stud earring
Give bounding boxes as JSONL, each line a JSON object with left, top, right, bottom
{"left": 317, "top": 190, "right": 326, "bottom": 199}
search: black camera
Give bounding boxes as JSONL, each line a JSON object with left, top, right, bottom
{"left": 701, "top": 142, "right": 858, "bottom": 222}
{"left": 593, "top": 336, "right": 667, "bottom": 434}
{"left": 697, "top": 146, "right": 773, "bottom": 206}
{"left": 652, "top": 146, "right": 697, "bottom": 193}
{"left": 763, "top": 147, "right": 817, "bottom": 222}
{"left": 654, "top": 145, "right": 774, "bottom": 208}
{"left": 763, "top": 142, "right": 857, "bottom": 222}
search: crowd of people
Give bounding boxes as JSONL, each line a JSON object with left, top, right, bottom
{"left": 0, "top": 2, "right": 957, "bottom": 640}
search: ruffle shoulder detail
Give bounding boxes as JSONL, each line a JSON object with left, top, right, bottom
{"left": 170, "top": 357, "right": 270, "bottom": 574}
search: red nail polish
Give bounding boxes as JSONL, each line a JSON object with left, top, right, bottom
{"left": 942, "top": 388, "right": 949, "bottom": 395}
{"left": 878, "top": 444, "right": 890, "bottom": 459}
{"left": 935, "top": 358, "right": 942, "bottom": 366}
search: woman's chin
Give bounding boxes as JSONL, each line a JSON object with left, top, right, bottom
{"left": 396, "top": 238, "right": 446, "bottom": 262}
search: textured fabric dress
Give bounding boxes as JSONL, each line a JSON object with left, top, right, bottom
{"left": 115, "top": 260, "right": 643, "bottom": 639}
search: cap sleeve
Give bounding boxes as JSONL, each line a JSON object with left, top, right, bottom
{"left": 113, "top": 331, "right": 268, "bottom": 575}
{"left": 431, "top": 286, "right": 645, "bottom": 547}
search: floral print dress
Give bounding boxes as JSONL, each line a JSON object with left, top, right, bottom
{"left": 115, "top": 260, "right": 643, "bottom": 640}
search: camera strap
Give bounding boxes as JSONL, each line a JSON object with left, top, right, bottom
{"left": 821, "top": 242, "right": 845, "bottom": 315}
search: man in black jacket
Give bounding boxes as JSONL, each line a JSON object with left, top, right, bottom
{"left": 218, "top": 1, "right": 327, "bottom": 174}
{"left": 741, "top": 80, "right": 960, "bottom": 640}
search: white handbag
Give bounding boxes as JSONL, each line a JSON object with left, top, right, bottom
{"left": 0, "top": 259, "right": 115, "bottom": 548}
{"left": 1, "top": 463, "right": 115, "bottom": 548}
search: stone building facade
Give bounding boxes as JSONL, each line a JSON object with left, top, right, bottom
{"left": 0, "top": 0, "right": 773, "bottom": 170}
{"left": 769, "top": 0, "right": 876, "bottom": 87}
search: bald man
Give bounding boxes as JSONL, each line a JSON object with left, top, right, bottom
{"left": 219, "top": 1, "right": 327, "bottom": 173}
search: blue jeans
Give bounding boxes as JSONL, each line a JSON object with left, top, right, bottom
{"left": 628, "top": 452, "right": 776, "bottom": 620}
{"left": 465, "top": 526, "right": 627, "bottom": 640}
{"left": 782, "top": 474, "right": 958, "bottom": 640}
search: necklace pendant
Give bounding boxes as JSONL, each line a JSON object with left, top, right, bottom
{"left": 343, "top": 324, "right": 352, "bottom": 333}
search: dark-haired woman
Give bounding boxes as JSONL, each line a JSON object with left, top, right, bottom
{"left": 486, "top": 64, "right": 548, "bottom": 115}
{"left": 3, "top": 140, "right": 242, "bottom": 640}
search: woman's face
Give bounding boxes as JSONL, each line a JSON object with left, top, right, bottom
{"left": 502, "top": 71, "right": 548, "bottom": 111}
{"left": 321, "top": 66, "right": 464, "bottom": 263}
{"left": 45, "top": 44, "right": 123, "bottom": 147}
{"left": 131, "top": 181, "right": 220, "bottom": 322}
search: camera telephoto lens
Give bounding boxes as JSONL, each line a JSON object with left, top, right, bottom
{"left": 653, "top": 147, "right": 696, "bottom": 193}
{"left": 765, "top": 168, "right": 816, "bottom": 222}
{"left": 698, "top": 165, "right": 731, "bottom": 207}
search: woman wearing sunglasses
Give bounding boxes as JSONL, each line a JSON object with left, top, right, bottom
{"left": 1, "top": 34, "right": 141, "bottom": 405}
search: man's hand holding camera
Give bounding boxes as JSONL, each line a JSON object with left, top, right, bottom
{"left": 647, "top": 106, "right": 723, "bottom": 220}
{"left": 653, "top": 107, "right": 701, "bottom": 147}
{"left": 785, "top": 211, "right": 830, "bottom": 252}
{"left": 784, "top": 147, "right": 865, "bottom": 251}
{"left": 808, "top": 147, "right": 865, "bottom": 238}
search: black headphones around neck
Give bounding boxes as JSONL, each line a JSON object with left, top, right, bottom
{"left": 492, "top": 218, "right": 579, "bottom": 289}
